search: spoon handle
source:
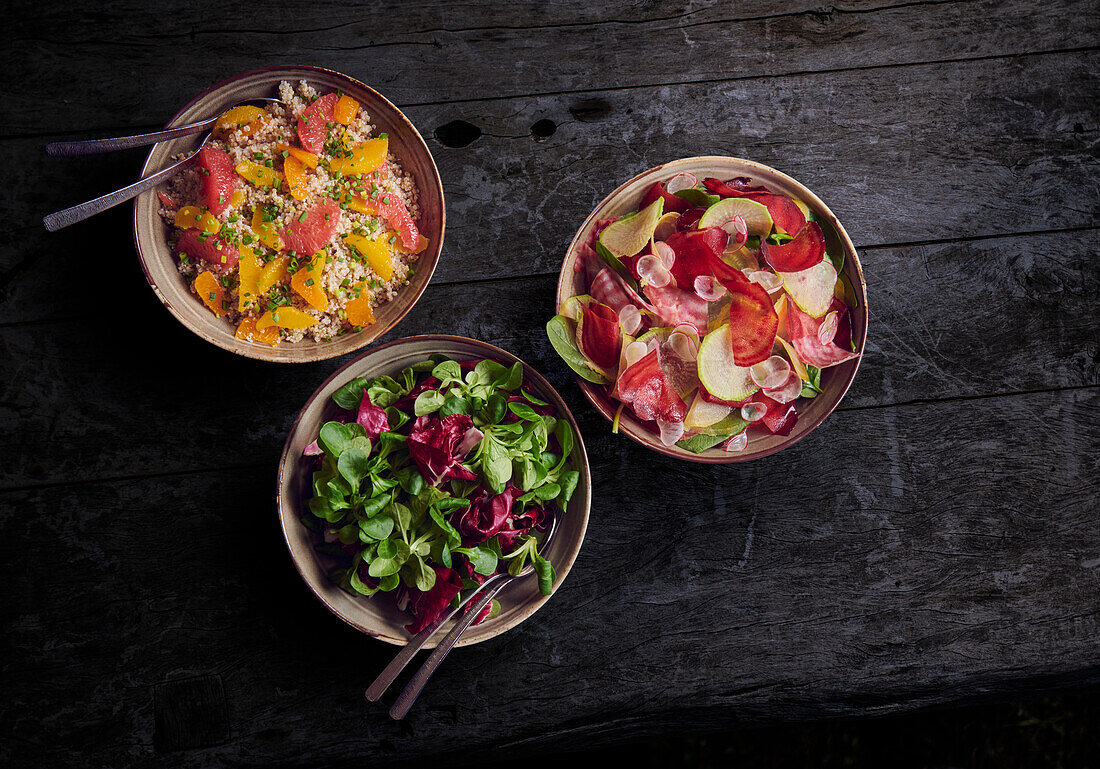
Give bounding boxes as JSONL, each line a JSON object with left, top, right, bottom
{"left": 45, "top": 116, "right": 218, "bottom": 157}
{"left": 42, "top": 152, "right": 195, "bottom": 232}
{"left": 364, "top": 573, "right": 506, "bottom": 702}
{"left": 389, "top": 577, "right": 511, "bottom": 720}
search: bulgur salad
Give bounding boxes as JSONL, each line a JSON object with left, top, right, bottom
{"left": 158, "top": 80, "right": 428, "bottom": 345}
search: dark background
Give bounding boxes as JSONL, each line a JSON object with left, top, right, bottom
{"left": 3, "top": 1, "right": 1098, "bottom": 766}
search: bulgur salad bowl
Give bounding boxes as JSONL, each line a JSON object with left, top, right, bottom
{"left": 133, "top": 66, "right": 444, "bottom": 362}
{"left": 277, "top": 335, "right": 592, "bottom": 647}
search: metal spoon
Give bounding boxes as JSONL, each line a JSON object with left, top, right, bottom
{"left": 44, "top": 97, "right": 283, "bottom": 157}
{"left": 370, "top": 514, "right": 560, "bottom": 720}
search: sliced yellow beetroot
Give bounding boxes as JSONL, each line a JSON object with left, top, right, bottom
{"left": 761, "top": 222, "right": 825, "bottom": 272}
{"left": 576, "top": 301, "right": 622, "bottom": 372}
{"left": 779, "top": 258, "right": 837, "bottom": 318}
{"left": 720, "top": 276, "right": 778, "bottom": 367}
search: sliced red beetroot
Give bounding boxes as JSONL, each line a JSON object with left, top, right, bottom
{"left": 676, "top": 206, "right": 706, "bottom": 230}
{"left": 617, "top": 347, "right": 687, "bottom": 423}
{"left": 664, "top": 227, "right": 736, "bottom": 288}
{"left": 175, "top": 228, "right": 239, "bottom": 269}
{"left": 719, "top": 278, "right": 778, "bottom": 366}
{"left": 702, "top": 177, "right": 806, "bottom": 236}
{"left": 191, "top": 147, "right": 237, "bottom": 215}
{"left": 297, "top": 92, "right": 339, "bottom": 153}
{"left": 749, "top": 393, "right": 798, "bottom": 436}
{"left": 640, "top": 181, "right": 691, "bottom": 214}
{"left": 590, "top": 267, "right": 657, "bottom": 315}
{"left": 698, "top": 385, "right": 752, "bottom": 408}
{"left": 786, "top": 299, "right": 859, "bottom": 369}
{"left": 643, "top": 282, "right": 709, "bottom": 336}
{"left": 578, "top": 302, "right": 622, "bottom": 371}
{"left": 761, "top": 221, "right": 826, "bottom": 272}
{"left": 280, "top": 198, "right": 342, "bottom": 255}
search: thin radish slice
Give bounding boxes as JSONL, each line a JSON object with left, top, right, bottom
{"left": 637, "top": 254, "right": 671, "bottom": 288}
{"left": 718, "top": 214, "right": 748, "bottom": 245}
{"left": 722, "top": 431, "right": 748, "bottom": 453}
{"left": 741, "top": 402, "right": 768, "bottom": 422}
{"left": 665, "top": 173, "right": 698, "bottom": 195}
{"left": 653, "top": 240, "right": 676, "bottom": 269}
{"left": 818, "top": 310, "right": 839, "bottom": 345}
{"left": 694, "top": 274, "right": 726, "bottom": 301}
{"left": 668, "top": 331, "right": 698, "bottom": 362}
{"left": 763, "top": 370, "right": 803, "bottom": 404}
{"left": 657, "top": 419, "right": 686, "bottom": 446}
{"left": 618, "top": 304, "right": 642, "bottom": 335}
{"left": 750, "top": 355, "right": 791, "bottom": 389}
{"left": 624, "top": 340, "right": 649, "bottom": 367}
{"left": 748, "top": 270, "right": 783, "bottom": 293}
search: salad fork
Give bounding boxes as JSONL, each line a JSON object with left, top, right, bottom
{"left": 365, "top": 513, "right": 559, "bottom": 718}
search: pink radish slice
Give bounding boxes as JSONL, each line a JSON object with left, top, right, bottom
{"left": 624, "top": 340, "right": 649, "bottom": 367}
{"left": 694, "top": 274, "right": 726, "bottom": 301}
{"left": 749, "top": 355, "right": 791, "bottom": 389}
{"left": 668, "top": 331, "right": 698, "bottom": 362}
{"left": 763, "top": 370, "right": 803, "bottom": 404}
{"left": 618, "top": 304, "right": 642, "bottom": 335}
{"left": 637, "top": 254, "right": 671, "bottom": 288}
{"left": 657, "top": 419, "right": 686, "bottom": 446}
{"left": 665, "top": 173, "right": 698, "bottom": 195}
{"left": 722, "top": 431, "right": 748, "bottom": 453}
{"left": 653, "top": 241, "right": 676, "bottom": 269}
{"left": 718, "top": 214, "right": 748, "bottom": 245}
{"left": 748, "top": 270, "right": 783, "bottom": 293}
{"left": 741, "top": 402, "right": 768, "bottom": 422}
{"left": 818, "top": 310, "right": 839, "bottom": 345}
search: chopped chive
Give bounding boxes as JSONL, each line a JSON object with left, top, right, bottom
{"left": 298, "top": 212, "right": 308, "bottom": 222}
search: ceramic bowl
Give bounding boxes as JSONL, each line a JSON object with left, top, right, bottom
{"left": 133, "top": 66, "right": 444, "bottom": 362}
{"left": 276, "top": 335, "right": 592, "bottom": 647}
{"left": 557, "top": 156, "right": 868, "bottom": 463}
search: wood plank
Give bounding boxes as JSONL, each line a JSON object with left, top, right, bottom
{"left": 7, "top": 0, "right": 1098, "bottom": 135}
{"left": 1, "top": 227, "right": 1096, "bottom": 489}
{"left": 5, "top": 49, "right": 1097, "bottom": 314}
{"left": 2, "top": 387, "right": 1096, "bottom": 766}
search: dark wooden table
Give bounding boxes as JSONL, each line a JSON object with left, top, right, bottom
{"left": 3, "top": 1, "right": 1098, "bottom": 765}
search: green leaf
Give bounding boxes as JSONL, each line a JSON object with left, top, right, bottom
{"left": 483, "top": 394, "right": 508, "bottom": 424}
{"left": 428, "top": 506, "right": 462, "bottom": 547}
{"left": 559, "top": 470, "right": 580, "bottom": 503}
{"left": 508, "top": 402, "right": 541, "bottom": 422}
{"left": 499, "top": 362, "right": 524, "bottom": 391}
{"left": 534, "top": 482, "right": 561, "bottom": 501}
{"left": 318, "top": 421, "right": 365, "bottom": 457}
{"left": 440, "top": 394, "right": 470, "bottom": 417}
{"left": 521, "top": 389, "right": 549, "bottom": 406}
{"left": 807, "top": 365, "right": 823, "bottom": 391}
{"left": 394, "top": 467, "right": 424, "bottom": 496}
{"left": 366, "top": 375, "right": 405, "bottom": 408}
{"left": 414, "top": 389, "right": 446, "bottom": 416}
{"left": 554, "top": 419, "right": 574, "bottom": 459}
{"left": 454, "top": 545, "right": 498, "bottom": 576}
{"left": 481, "top": 438, "right": 512, "bottom": 492}
{"left": 332, "top": 377, "right": 369, "bottom": 410}
{"left": 359, "top": 515, "right": 394, "bottom": 541}
{"left": 349, "top": 568, "right": 378, "bottom": 596}
{"left": 408, "top": 554, "right": 436, "bottom": 592}
{"left": 337, "top": 447, "right": 373, "bottom": 493}
{"left": 473, "top": 359, "right": 507, "bottom": 386}
{"left": 800, "top": 382, "right": 821, "bottom": 398}
{"left": 546, "top": 315, "right": 610, "bottom": 385}
{"left": 389, "top": 502, "right": 412, "bottom": 533}
{"left": 674, "top": 187, "right": 720, "bottom": 207}
{"left": 431, "top": 359, "right": 462, "bottom": 384}
{"left": 378, "top": 573, "right": 400, "bottom": 591}
{"left": 676, "top": 433, "right": 731, "bottom": 453}
{"left": 368, "top": 539, "right": 410, "bottom": 577}
{"left": 360, "top": 494, "right": 389, "bottom": 518}
{"left": 533, "top": 553, "right": 556, "bottom": 596}
{"left": 385, "top": 406, "right": 409, "bottom": 430}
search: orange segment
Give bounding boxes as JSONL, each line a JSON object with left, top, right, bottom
{"left": 290, "top": 252, "right": 329, "bottom": 311}
{"left": 214, "top": 106, "right": 268, "bottom": 138}
{"left": 284, "top": 156, "right": 308, "bottom": 201}
{"left": 329, "top": 137, "right": 387, "bottom": 177}
{"left": 250, "top": 207, "right": 284, "bottom": 250}
{"left": 229, "top": 189, "right": 245, "bottom": 209}
{"left": 237, "top": 245, "right": 262, "bottom": 311}
{"left": 334, "top": 95, "right": 359, "bottom": 125}
{"left": 344, "top": 286, "right": 375, "bottom": 328}
{"left": 194, "top": 271, "right": 228, "bottom": 317}
{"left": 344, "top": 233, "right": 393, "bottom": 281}
{"left": 276, "top": 143, "right": 319, "bottom": 169}
{"left": 235, "top": 316, "right": 280, "bottom": 346}
{"left": 388, "top": 232, "right": 429, "bottom": 256}
{"left": 174, "top": 206, "right": 221, "bottom": 234}
{"left": 256, "top": 306, "right": 316, "bottom": 330}
{"left": 236, "top": 160, "right": 279, "bottom": 188}
{"left": 257, "top": 255, "right": 290, "bottom": 294}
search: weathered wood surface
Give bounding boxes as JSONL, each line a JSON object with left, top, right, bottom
{"left": 2, "top": 0, "right": 1099, "bottom": 765}
{"left": 3, "top": 388, "right": 1098, "bottom": 767}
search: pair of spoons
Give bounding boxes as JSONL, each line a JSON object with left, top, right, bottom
{"left": 42, "top": 98, "right": 282, "bottom": 232}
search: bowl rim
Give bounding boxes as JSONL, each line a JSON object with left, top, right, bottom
{"left": 556, "top": 155, "right": 868, "bottom": 463}
{"left": 131, "top": 65, "right": 445, "bottom": 363}
{"left": 275, "top": 334, "right": 593, "bottom": 647}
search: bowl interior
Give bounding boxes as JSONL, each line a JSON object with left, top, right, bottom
{"left": 133, "top": 66, "right": 445, "bottom": 362}
{"left": 557, "top": 156, "right": 867, "bottom": 462}
{"left": 276, "top": 335, "right": 592, "bottom": 647}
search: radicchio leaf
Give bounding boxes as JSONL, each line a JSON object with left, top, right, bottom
{"left": 456, "top": 486, "right": 517, "bottom": 544}
{"left": 356, "top": 391, "right": 390, "bottom": 441}
{"left": 406, "top": 414, "right": 479, "bottom": 486}
{"left": 405, "top": 565, "right": 464, "bottom": 634}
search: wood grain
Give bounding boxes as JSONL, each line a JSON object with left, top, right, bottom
{"left": 7, "top": 0, "right": 1098, "bottom": 135}
{"left": 2, "top": 387, "right": 1096, "bottom": 766}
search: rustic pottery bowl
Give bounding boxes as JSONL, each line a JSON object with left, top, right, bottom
{"left": 133, "top": 66, "right": 445, "bottom": 362}
{"left": 276, "top": 335, "right": 592, "bottom": 647}
{"left": 558, "top": 156, "right": 868, "bottom": 463}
